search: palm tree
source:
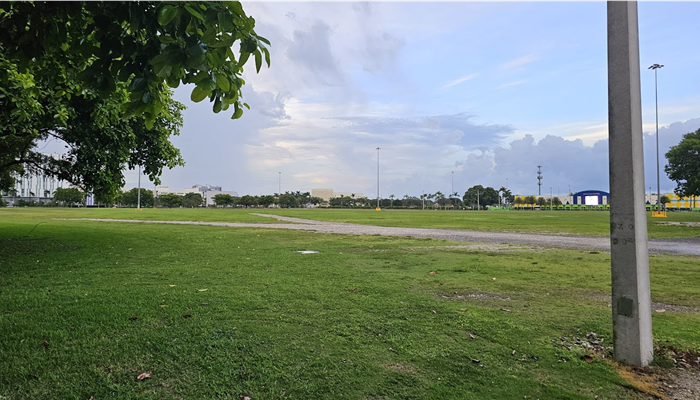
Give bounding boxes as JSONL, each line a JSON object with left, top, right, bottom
{"left": 389, "top": 194, "right": 395, "bottom": 209}
{"left": 451, "top": 191, "right": 460, "bottom": 209}
{"left": 426, "top": 193, "right": 434, "bottom": 208}
{"left": 434, "top": 191, "right": 445, "bottom": 209}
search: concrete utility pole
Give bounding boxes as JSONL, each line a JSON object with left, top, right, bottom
{"left": 606, "top": 1, "right": 653, "bottom": 367}
{"left": 537, "top": 165, "right": 543, "bottom": 196}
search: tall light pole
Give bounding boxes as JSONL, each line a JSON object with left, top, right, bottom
{"left": 550, "top": 186, "right": 553, "bottom": 210}
{"left": 137, "top": 165, "right": 141, "bottom": 210}
{"left": 649, "top": 63, "right": 664, "bottom": 214}
{"left": 451, "top": 171, "right": 455, "bottom": 209}
{"left": 376, "top": 147, "right": 381, "bottom": 209}
{"left": 278, "top": 172, "right": 281, "bottom": 196}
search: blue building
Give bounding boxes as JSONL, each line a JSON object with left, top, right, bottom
{"left": 572, "top": 190, "right": 609, "bottom": 206}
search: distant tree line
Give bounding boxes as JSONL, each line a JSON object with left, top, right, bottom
{"left": 210, "top": 191, "right": 324, "bottom": 209}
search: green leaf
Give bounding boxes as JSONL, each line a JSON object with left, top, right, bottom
{"left": 129, "top": 77, "right": 148, "bottom": 93}
{"left": 185, "top": 54, "right": 208, "bottom": 70}
{"left": 200, "top": 77, "right": 217, "bottom": 92}
{"left": 239, "top": 52, "right": 250, "bottom": 67}
{"left": 190, "top": 86, "right": 208, "bottom": 102}
{"left": 213, "top": 97, "right": 222, "bottom": 113}
{"left": 262, "top": 47, "right": 271, "bottom": 67}
{"left": 214, "top": 73, "right": 230, "bottom": 91}
{"left": 166, "top": 75, "right": 181, "bottom": 88}
{"left": 254, "top": 50, "right": 262, "bottom": 73}
{"left": 184, "top": 3, "right": 204, "bottom": 20}
{"left": 157, "top": 5, "right": 179, "bottom": 26}
{"left": 232, "top": 104, "right": 243, "bottom": 119}
{"left": 257, "top": 35, "right": 271, "bottom": 46}
{"left": 241, "top": 37, "right": 257, "bottom": 53}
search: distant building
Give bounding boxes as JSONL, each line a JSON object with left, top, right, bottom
{"left": 572, "top": 190, "right": 609, "bottom": 205}
{"left": 662, "top": 193, "right": 699, "bottom": 209}
{"left": 0, "top": 152, "right": 68, "bottom": 206}
{"left": 311, "top": 189, "right": 365, "bottom": 202}
{"left": 311, "top": 189, "right": 334, "bottom": 202}
{"left": 156, "top": 184, "right": 238, "bottom": 207}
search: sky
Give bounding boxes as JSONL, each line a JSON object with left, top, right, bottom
{"left": 118, "top": 1, "right": 700, "bottom": 198}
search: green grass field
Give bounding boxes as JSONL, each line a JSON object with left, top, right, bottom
{"left": 254, "top": 208, "right": 700, "bottom": 239}
{"left": 1, "top": 208, "right": 699, "bottom": 399}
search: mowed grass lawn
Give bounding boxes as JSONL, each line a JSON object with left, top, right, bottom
{"left": 0, "top": 208, "right": 699, "bottom": 399}
{"left": 255, "top": 208, "right": 700, "bottom": 239}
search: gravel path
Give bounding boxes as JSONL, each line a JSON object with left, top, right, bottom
{"left": 63, "top": 214, "right": 700, "bottom": 256}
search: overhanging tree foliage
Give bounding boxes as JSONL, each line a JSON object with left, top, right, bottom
{"left": 0, "top": 1, "right": 270, "bottom": 198}
{"left": 665, "top": 128, "right": 700, "bottom": 199}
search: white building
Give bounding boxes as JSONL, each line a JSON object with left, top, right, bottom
{"left": 311, "top": 189, "right": 365, "bottom": 202}
{"left": 156, "top": 184, "right": 238, "bottom": 207}
{"left": 0, "top": 152, "right": 68, "bottom": 205}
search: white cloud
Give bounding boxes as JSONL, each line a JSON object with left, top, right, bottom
{"left": 114, "top": 1, "right": 700, "bottom": 200}
{"left": 500, "top": 54, "right": 537, "bottom": 70}
{"left": 441, "top": 74, "right": 478, "bottom": 90}
{"left": 496, "top": 80, "right": 527, "bottom": 89}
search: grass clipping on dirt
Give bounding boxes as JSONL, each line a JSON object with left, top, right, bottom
{"left": 0, "top": 209, "right": 699, "bottom": 399}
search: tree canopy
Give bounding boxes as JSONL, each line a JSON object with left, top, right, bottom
{"left": 118, "top": 188, "right": 154, "bottom": 208}
{"left": 463, "top": 185, "right": 499, "bottom": 209}
{"left": 278, "top": 193, "right": 298, "bottom": 208}
{"left": 665, "top": 128, "right": 700, "bottom": 198}
{"left": 212, "top": 193, "right": 236, "bottom": 207}
{"left": 182, "top": 192, "right": 203, "bottom": 208}
{"left": 0, "top": 1, "right": 270, "bottom": 198}
{"left": 53, "top": 187, "right": 84, "bottom": 206}
{"left": 158, "top": 193, "right": 183, "bottom": 208}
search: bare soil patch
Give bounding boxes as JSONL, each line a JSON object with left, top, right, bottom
{"left": 383, "top": 363, "right": 418, "bottom": 374}
{"left": 656, "top": 221, "right": 700, "bottom": 227}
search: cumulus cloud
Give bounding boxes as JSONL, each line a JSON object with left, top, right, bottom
{"left": 114, "top": 1, "right": 700, "bottom": 199}
{"left": 444, "top": 117, "right": 700, "bottom": 198}
{"left": 286, "top": 20, "right": 343, "bottom": 87}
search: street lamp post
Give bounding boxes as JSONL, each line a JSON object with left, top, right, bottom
{"left": 649, "top": 63, "right": 664, "bottom": 214}
{"left": 376, "top": 147, "right": 381, "bottom": 209}
{"left": 137, "top": 165, "right": 141, "bottom": 210}
{"left": 451, "top": 171, "right": 455, "bottom": 209}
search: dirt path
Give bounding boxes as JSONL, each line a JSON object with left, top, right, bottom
{"left": 61, "top": 214, "right": 700, "bottom": 256}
